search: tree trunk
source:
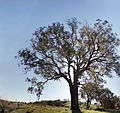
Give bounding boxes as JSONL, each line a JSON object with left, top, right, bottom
{"left": 70, "top": 84, "right": 82, "bottom": 113}
{"left": 86, "top": 98, "right": 90, "bottom": 109}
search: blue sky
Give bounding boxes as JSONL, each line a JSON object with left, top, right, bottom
{"left": 0, "top": 0, "right": 120, "bottom": 102}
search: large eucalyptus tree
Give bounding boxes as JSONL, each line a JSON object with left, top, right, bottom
{"left": 17, "top": 18, "right": 120, "bottom": 112}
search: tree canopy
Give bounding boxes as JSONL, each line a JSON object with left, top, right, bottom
{"left": 80, "top": 81, "right": 103, "bottom": 109}
{"left": 17, "top": 18, "right": 120, "bottom": 112}
{"left": 96, "top": 88, "right": 119, "bottom": 109}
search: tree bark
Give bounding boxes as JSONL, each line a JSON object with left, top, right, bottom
{"left": 70, "top": 84, "right": 82, "bottom": 113}
{"left": 86, "top": 98, "right": 90, "bottom": 109}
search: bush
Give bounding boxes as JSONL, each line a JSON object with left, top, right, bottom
{"left": 33, "top": 100, "right": 67, "bottom": 107}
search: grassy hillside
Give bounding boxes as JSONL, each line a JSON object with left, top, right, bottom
{"left": 0, "top": 99, "right": 120, "bottom": 113}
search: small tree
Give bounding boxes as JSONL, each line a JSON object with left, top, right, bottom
{"left": 17, "top": 18, "right": 120, "bottom": 112}
{"left": 80, "top": 81, "right": 103, "bottom": 109}
{"left": 96, "top": 88, "right": 117, "bottom": 109}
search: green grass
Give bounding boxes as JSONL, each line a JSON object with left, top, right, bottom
{"left": 82, "top": 110, "right": 108, "bottom": 113}
{"left": 82, "top": 110, "right": 120, "bottom": 113}
{"left": 10, "top": 105, "right": 71, "bottom": 113}
{"left": 9, "top": 105, "right": 120, "bottom": 113}
{"left": 0, "top": 99, "right": 120, "bottom": 113}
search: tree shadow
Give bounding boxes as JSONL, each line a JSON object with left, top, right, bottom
{"left": 72, "top": 110, "right": 82, "bottom": 113}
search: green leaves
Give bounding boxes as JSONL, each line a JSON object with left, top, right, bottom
{"left": 17, "top": 18, "right": 120, "bottom": 100}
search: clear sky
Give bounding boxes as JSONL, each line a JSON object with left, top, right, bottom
{"left": 0, "top": 0, "right": 120, "bottom": 102}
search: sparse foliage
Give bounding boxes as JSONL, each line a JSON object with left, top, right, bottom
{"left": 80, "top": 82, "right": 103, "bottom": 109}
{"left": 17, "top": 18, "right": 120, "bottom": 112}
{"left": 96, "top": 88, "right": 120, "bottom": 109}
